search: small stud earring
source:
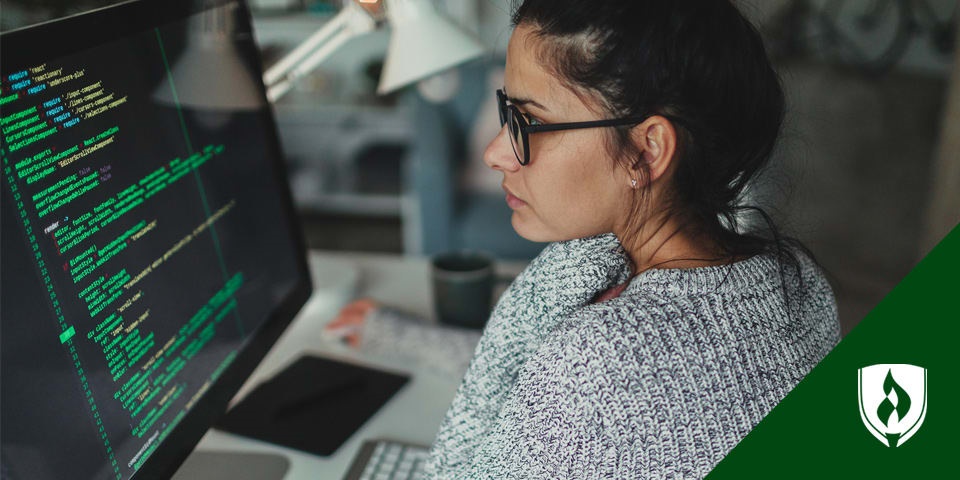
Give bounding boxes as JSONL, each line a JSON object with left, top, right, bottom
{"left": 630, "top": 179, "right": 638, "bottom": 188}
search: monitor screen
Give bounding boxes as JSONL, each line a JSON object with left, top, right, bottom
{"left": 0, "top": 1, "right": 312, "bottom": 479}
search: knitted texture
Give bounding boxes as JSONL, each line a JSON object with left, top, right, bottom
{"left": 362, "top": 308, "right": 483, "bottom": 380}
{"left": 370, "top": 233, "right": 840, "bottom": 478}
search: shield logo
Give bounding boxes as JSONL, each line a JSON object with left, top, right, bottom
{"left": 857, "top": 364, "right": 927, "bottom": 447}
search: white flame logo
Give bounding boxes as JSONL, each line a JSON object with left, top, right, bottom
{"left": 858, "top": 364, "right": 927, "bottom": 447}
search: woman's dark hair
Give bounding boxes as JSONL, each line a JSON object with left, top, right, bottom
{"left": 512, "top": 0, "right": 822, "bottom": 296}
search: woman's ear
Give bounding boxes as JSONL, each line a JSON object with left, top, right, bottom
{"left": 629, "top": 115, "right": 677, "bottom": 185}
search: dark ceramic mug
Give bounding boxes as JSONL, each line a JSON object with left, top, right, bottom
{"left": 431, "top": 251, "right": 495, "bottom": 329}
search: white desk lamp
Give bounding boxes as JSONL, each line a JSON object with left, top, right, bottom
{"left": 261, "top": 0, "right": 486, "bottom": 308}
{"left": 263, "top": 0, "right": 486, "bottom": 102}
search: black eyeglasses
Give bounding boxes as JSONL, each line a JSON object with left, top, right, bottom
{"left": 497, "top": 89, "right": 651, "bottom": 166}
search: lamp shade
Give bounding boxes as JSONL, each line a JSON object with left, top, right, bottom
{"left": 377, "top": 0, "right": 486, "bottom": 95}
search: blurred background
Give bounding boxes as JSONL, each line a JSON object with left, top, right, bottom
{"left": 4, "top": 0, "right": 957, "bottom": 335}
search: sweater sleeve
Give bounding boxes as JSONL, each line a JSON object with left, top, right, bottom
{"left": 358, "top": 306, "right": 482, "bottom": 380}
{"left": 460, "top": 320, "right": 628, "bottom": 479}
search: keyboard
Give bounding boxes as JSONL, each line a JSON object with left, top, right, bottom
{"left": 342, "top": 439, "right": 431, "bottom": 480}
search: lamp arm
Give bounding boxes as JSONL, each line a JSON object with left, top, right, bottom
{"left": 266, "top": 29, "right": 353, "bottom": 102}
{"left": 262, "top": 2, "right": 377, "bottom": 102}
{"left": 263, "top": 10, "right": 349, "bottom": 87}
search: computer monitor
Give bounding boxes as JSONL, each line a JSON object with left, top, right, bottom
{"left": 0, "top": 1, "right": 314, "bottom": 478}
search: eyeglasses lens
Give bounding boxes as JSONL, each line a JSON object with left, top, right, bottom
{"left": 506, "top": 110, "right": 524, "bottom": 165}
{"left": 498, "top": 90, "right": 526, "bottom": 166}
{"left": 497, "top": 91, "right": 508, "bottom": 127}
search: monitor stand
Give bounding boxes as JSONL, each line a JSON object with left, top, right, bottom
{"left": 172, "top": 451, "right": 289, "bottom": 480}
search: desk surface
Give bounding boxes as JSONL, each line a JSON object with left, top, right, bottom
{"left": 188, "top": 251, "right": 526, "bottom": 479}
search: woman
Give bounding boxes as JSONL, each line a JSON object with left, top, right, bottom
{"left": 328, "top": 0, "right": 840, "bottom": 477}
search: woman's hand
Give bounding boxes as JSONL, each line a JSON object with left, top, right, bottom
{"left": 323, "top": 298, "right": 379, "bottom": 348}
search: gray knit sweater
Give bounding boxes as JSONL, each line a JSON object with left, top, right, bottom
{"left": 362, "top": 233, "right": 840, "bottom": 479}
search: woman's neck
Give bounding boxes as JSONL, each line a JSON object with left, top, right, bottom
{"left": 614, "top": 216, "right": 725, "bottom": 276}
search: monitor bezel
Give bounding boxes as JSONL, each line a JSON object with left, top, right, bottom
{"left": 1, "top": 1, "right": 314, "bottom": 479}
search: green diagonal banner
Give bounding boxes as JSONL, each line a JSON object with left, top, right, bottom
{"left": 707, "top": 224, "right": 959, "bottom": 478}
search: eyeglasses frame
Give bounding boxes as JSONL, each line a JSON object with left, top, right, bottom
{"left": 497, "top": 89, "right": 653, "bottom": 166}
